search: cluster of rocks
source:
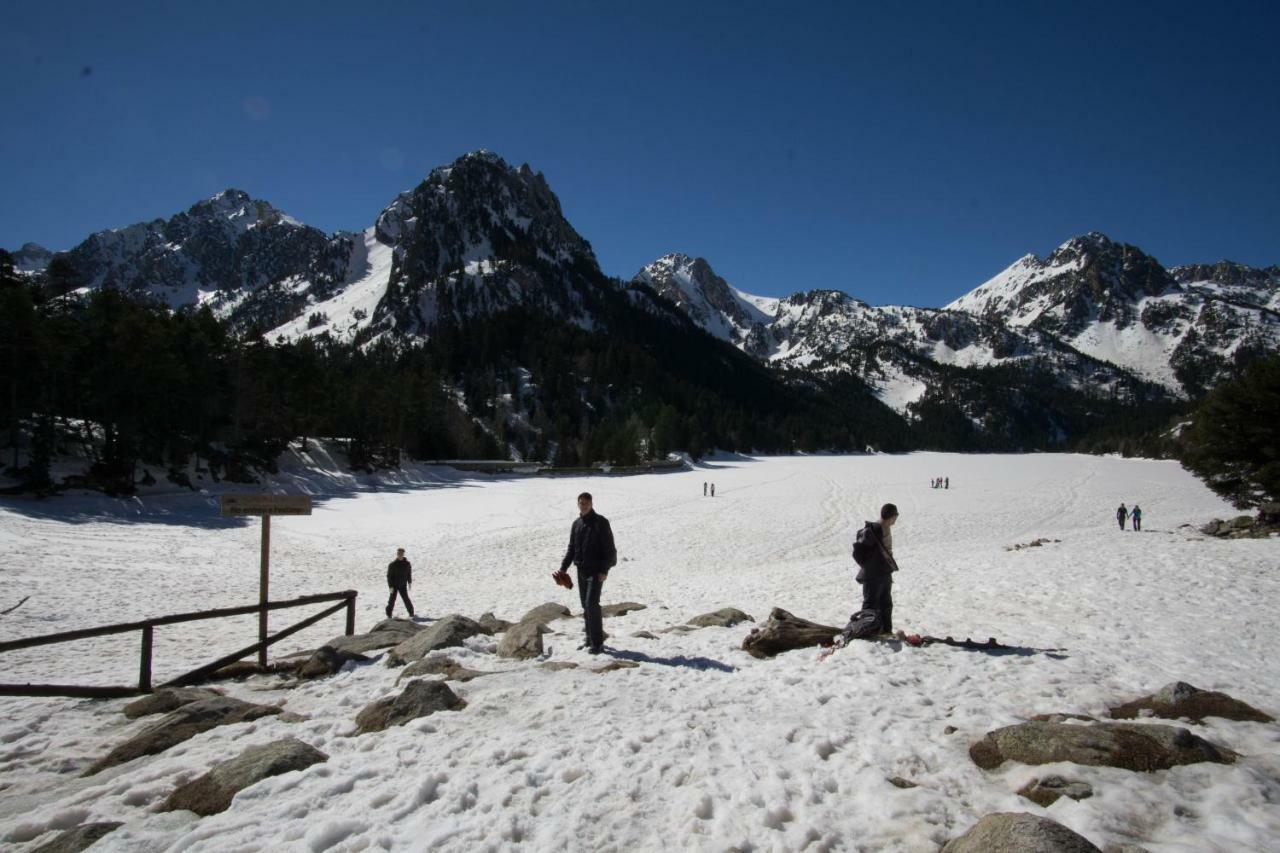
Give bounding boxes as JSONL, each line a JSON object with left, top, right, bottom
{"left": 49, "top": 598, "right": 673, "bottom": 845}
{"left": 1199, "top": 503, "right": 1280, "bottom": 538}
{"left": 936, "top": 681, "right": 1273, "bottom": 851}
{"left": 1005, "top": 537, "right": 1062, "bottom": 551}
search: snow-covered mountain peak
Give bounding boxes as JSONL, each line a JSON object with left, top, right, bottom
{"left": 946, "top": 238, "right": 1280, "bottom": 396}
{"left": 632, "top": 253, "right": 776, "bottom": 350}
{"left": 186, "top": 189, "right": 302, "bottom": 233}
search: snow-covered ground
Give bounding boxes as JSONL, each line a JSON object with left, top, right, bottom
{"left": 1, "top": 453, "right": 1277, "bottom": 852}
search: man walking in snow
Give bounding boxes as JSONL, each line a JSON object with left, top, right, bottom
{"left": 1116, "top": 503, "right": 1128, "bottom": 531}
{"left": 1131, "top": 504, "right": 1142, "bottom": 531}
{"left": 559, "top": 492, "right": 617, "bottom": 654}
{"left": 853, "top": 503, "right": 900, "bottom": 634}
{"left": 386, "top": 547, "right": 414, "bottom": 619}
{"left": 703, "top": 481, "right": 707, "bottom": 496}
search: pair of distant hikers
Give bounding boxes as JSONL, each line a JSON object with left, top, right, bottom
{"left": 384, "top": 493, "right": 618, "bottom": 655}
{"left": 1116, "top": 503, "right": 1143, "bottom": 531}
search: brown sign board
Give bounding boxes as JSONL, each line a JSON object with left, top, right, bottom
{"left": 220, "top": 494, "right": 313, "bottom": 517}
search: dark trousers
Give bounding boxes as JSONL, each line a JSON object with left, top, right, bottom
{"left": 577, "top": 568, "right": 605, "bottom": 649}
{"left": 860, "top": 574, "right": 893, "bottom": 633}
{"left": 387, "top": 582, "right": 414, "bottom": 617}
{"left": 1133, "top": 517, "right": 1141, "bottom": 531}
{"left": 1118, "top": 517, "right": 1126, "bottom": 530}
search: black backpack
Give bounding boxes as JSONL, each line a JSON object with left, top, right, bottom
{"left": 840, "top": 609, "right": 882, "bottom": 642}
{"left": 852, "top": 523, "right": 876, "bottom": 567}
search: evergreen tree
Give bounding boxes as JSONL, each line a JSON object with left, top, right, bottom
{"left": 1180, "top": 354, "right": 1280, "bottom": 508}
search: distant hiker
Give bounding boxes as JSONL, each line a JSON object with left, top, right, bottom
{"left": 930, "top": 478, "right": 935, "bottom": 488}
{"left": 386, "top": 547, "right": 414, "bottom": 619}
{"left": 852, "top": 503, "right": 900, "bottom": 634}
{"left": 1131, "top": 504, "right": 1142, "bottom": 531}
{"left": 1116, "top": 503, "right": 1128, "bottom": 531}
{"left": 710, "top": 483, "right": 716, "bottom": 497}
{"left": 703, "top": 481, "right": 707, "bottom": 497}
{"left": 944, "top": 477, "right": 949, "bottom": 490}
{"left": 559, "top": 492, "right": 617, "bottom": 654}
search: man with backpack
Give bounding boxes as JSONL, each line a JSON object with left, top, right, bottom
{"left": 851, "top": 503, "right": 900, "bottom": 636}
{"left": 1131, "top": 504, "right": 1142, "bottom": 531}
{"left": 559, "top": 492, "right": 617, "bottom": 654}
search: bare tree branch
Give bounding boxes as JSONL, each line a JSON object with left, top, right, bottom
{"left": 1, "top": 596, "right": 30, "bottom": 615}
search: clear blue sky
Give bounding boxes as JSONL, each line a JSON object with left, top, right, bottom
{"left": 3, "top": 0, "right": 1277, "bottom": 307}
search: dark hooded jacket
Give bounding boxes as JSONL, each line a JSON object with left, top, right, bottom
{"left": 560, "top": 511, "right": 617, "bottom": 573}
{"left": 853, "top": 521, "right": 898, "bottom": 583}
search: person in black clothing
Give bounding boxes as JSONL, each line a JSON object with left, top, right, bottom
{"left": 386, "top": 547, "right": 414, "bottom": 619}
{"left": 559, "top": 492, "right": 617, "bottom": 653}
{"left": 853, "top": 503, "right": 900, "bottom": 634}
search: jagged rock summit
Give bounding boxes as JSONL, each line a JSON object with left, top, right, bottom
{"left": 12, "top": 242, "right": 54, "bottom": 273}
{"left": 946, "top": 232, "right": 1280, "bottom": 395}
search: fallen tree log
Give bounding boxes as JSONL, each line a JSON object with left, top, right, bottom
{"left": 741, "top": 608, "right": 841, "bottom": 659}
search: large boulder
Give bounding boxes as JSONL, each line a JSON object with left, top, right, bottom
{"left": 30, "top": 823, "right": 123, "bottom": 853}
{"left": 161, "top": 737, "right": 328, "bottom": 816}
{"left": 355, "top": 680, "right": 466, "bottom": 733}
{"left": 602, "top": 602, "right": 647, "bottom": 618}
{"left": 297, "top": 645, "right": 373, "bottom": 679}
{"left": 395, "top": 657, "right": 491, "bottom": 684}
{"left": 84, "top": 696, "right": 283, "bottom": 776}
{"left": 386, "top": 614, "right": 487, "bottom": 665}
{"left": 941, "top": 813, "right": 1101, "bottom": 853}
{"left": 477, "top": 612, "right": 514, "bottom": 634}
{"left": 969, "top": 721, "right": 1238, "bottom": 772}
{"left": 122, "top": 688, "right": 222, "bottom": 719}
{"left": 1109, "top": 681, "right": 1273, "bottom": 724}
{"left": 687, "top": 607, "right": 754, "bottom": 628}
{"left": 519, "top": 602, "right": 572, "bottom": 624}
{"left": 497, "top": 621, "right": 548, "bottom": 660}
{"left": 322, "top": 620, "right": 423, "bottom": 656}
{"left": 367, "top": 617, "right": 425, "bottom": 636}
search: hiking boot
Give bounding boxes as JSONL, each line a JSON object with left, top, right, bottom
{"left": 385, "top": 606, "right": 393, "bottom": 619}
{"left": 587, "top": 646, "right": 603, "bottom": 655}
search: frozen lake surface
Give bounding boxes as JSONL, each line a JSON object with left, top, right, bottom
{"left": 0, "top": 451, "right": 1277, "bottom": 852}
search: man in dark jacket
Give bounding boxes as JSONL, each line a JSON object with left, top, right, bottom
{"left": 560, "top": 492, "right": 617, "bottom": 653}
{"left": 853, "top": 503, "right": 900, "bottom": 633}
{"left": 386, "top": 547, "right": 414, "bottom": 619}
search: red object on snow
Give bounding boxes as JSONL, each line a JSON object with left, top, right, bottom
{"left": 552, "top": 570, "right": 574, "bottom": 589}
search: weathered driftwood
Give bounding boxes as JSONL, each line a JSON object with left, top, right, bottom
{"left": 741, "top": 608, "right": 841, "bottom": 659}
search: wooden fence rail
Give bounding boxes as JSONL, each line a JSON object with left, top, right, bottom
{"left": 0, "top": 590, "right": 357, "bottom": 699}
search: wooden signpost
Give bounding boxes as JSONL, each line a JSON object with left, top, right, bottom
{"left": 220, "top": 494, "right": 313, "bottom": 667}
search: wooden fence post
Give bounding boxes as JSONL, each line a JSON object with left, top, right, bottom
{"left": 345, "top": 593, "right": 355, "bottom": 636}
{"left": 139, "top": 625, "right": 153, "bottom": 692}
{"left": 259, "top": 514, "right": 270, "bottom": 668}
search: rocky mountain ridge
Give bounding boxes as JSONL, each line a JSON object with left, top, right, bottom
{"left": 9, "top": 152, "right": 1276, "bottom": 431}
{"left": 637, "top": 235, "right": 1278, "bottom": 406}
